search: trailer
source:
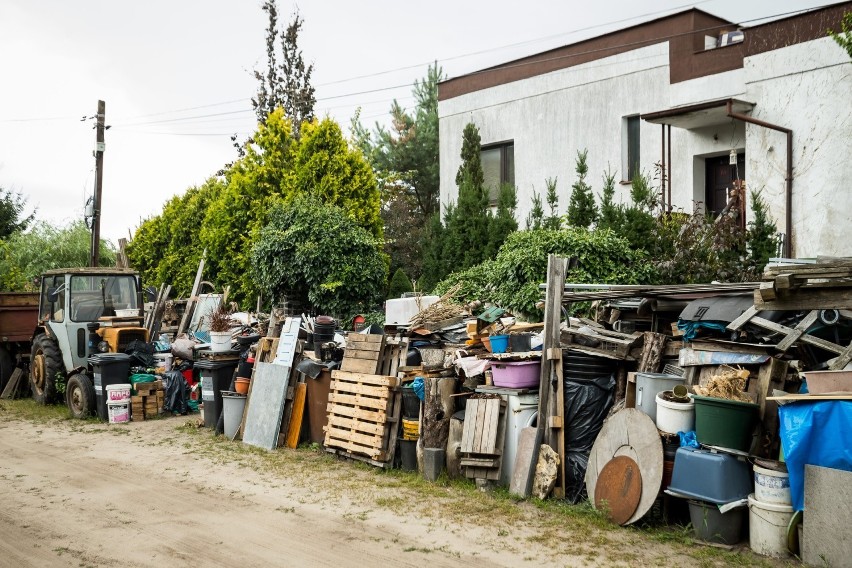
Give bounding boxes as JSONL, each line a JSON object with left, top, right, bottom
{"left": 0, "top": 292, "right": 40, "bottom": 392}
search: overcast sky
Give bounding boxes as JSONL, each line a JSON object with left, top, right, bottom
{"left": 0, "top": 0, "right": 837, "bottom": 244}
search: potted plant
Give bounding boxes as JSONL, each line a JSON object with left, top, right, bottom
{"left": 207, "top": 289, "right": 235, "bottom": 353}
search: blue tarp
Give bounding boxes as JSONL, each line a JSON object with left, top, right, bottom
{"left": 676, "top": 320, "right": 728, "bottom": 341}
{"left": 779, "top": 400, "right": 852, "bottom": 511}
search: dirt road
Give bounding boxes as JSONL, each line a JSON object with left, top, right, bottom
{"left": 0, "top": 407, "right": 772, "bottom": 567}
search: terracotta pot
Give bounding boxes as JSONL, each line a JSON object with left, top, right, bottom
{"left": 234, "top": 377, "right": 250, "bottom": 395}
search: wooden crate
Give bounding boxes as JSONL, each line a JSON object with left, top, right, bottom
{"left": 324, "top": 370, "right": 400, "bottom": 463}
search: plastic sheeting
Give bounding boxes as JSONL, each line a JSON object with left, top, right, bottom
{"left": 675, "top": 320, "right": 728, "bottom": 341}
{"left": 563, "top": 375, "right": 615, "bottom": 503}
{"left": 779, "top": 400, "right": 852, "bottom": 511}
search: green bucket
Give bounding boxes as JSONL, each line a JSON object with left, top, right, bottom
{"left": 693, "top": 394, "right": 759, "bottom": 452}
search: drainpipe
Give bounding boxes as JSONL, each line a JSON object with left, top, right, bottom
{"left": 726, "top": 100, "right": 793, "bottom": 258}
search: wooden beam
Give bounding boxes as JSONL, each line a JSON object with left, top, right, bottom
{"left": 755, "top": 288, "right": 852, "bottom": 311}
{"left": 751, "top": 316, "right": 845, "bottom": 354}
{"left": 727, "top": 305, "right": 760, "bottom": 331}
{"left": 776, "top": 310, "right": 820, "bottom": 352}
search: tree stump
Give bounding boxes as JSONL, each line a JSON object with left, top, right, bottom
{"left": 638, "top": 332, "right": 667, "bottom": 373}
{"left": 421, "top": 377, "right": 455, "bottom": 449}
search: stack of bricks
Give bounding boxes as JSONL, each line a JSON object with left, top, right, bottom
{"left": 131, "top": 380, "right": 164, "bottom": 421}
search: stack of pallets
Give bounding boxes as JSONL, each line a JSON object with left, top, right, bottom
{"left": 323, "top": 334, "right": 406, "bottom": 468}
{"left": 131, "top": 380, "right": 164, "bottom": 420}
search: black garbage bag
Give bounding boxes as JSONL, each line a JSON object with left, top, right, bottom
{"left": 564, "top": 375, "right": 616, "bottom": 452}
{"left": 563, "top": 375, "right": 616, "bottom": 504}
{"left": 162, "top": 370, "right": 188, "bottom": 415}
{"left": 564, "top": 450, "right": 590, "bottom": 504}
{"left": 125, "top": 339, "right": 156, "bottom": 368}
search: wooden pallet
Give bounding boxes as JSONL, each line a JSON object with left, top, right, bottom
{"left": 460, "top": 395, "right": 507, "bottom": 482}
{"left": 341, "top": 334, "right": 408, "bottom": 376}
{"left": 130, "top": 390, "right": 164, "bottom": 420}
{"left": 324, "top": 370, "right": 400, "bottom": 465}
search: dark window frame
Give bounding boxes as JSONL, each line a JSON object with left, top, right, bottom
{"left": 480, "top": 141, "right": 515, "bottom": 205}
{"left": 626, "top": 115, "right": 641, "bottom": 182}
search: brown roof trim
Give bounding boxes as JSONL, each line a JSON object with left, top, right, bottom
{"left": 439, "top": 2, "right": 852, "bottom": 100}
{"left": 438, "top": 9, "right": 732, "bottom": 101}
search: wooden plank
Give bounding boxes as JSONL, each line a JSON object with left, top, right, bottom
{"left": 478, "top": 398, "right": 496, "bottom": 455}
{"left": 460, "top": 457, "right": 500, "bottom": 468}
{"left": 829, "top": 339, "right": 852, "bottom": 370}
{"left": 727, "top": 305, "right": 760, "bottom": 331}
{"left": 324, "top": 425, "right": 385, "bottom": 449}
{"left": 471, "top": 396, "right": 487, "bottom": 454}
{"left": 327, "top": 414, "right": 386, "bottom": 436}
{"left": 461, "top": 398, "right": 478, "bottom": 454}
{"left": 347, "top": 333, "right": 385, "bottom": 344}
{"left": 325, "top": 404, "right": 387, "bottom": 423}
{"left": 324, "top": 438, "right": 386, "bottom": 460}
{"left": 755, "top": 287, "right": 852, "bottom": 310}
{"left": 776, "top": 310, "right": 820, "bottom": 352}
{"left": 341, "top": 357, "right": 380, "bottom": 374}
{"left": 327, "top": 392, "right": 390, "bottom": 411}
{"left": 284, "top": 382, "right": 307, "bottom": 449}
{"left": 751, "top": 316, "right": 845, "bottom": 354}
{"left": 483, "top": 398, "right": 502, "bottom": 455}
{"left": 329, "top": 381, "right": 390, "bottom": 399}
{"left": 331, "top": 371, "right": 398, "bottom": 388}
{"left": 0, "top": 368, "right": 24, "bottom": 399}
{"left": 343, "top": 349, "right": 383, "bottom": 360}
{"left": 176, "top": 249, "right": 206, "bottom": 337}
{"left": 758, "top": 282, "right": 776, "bottom": 301}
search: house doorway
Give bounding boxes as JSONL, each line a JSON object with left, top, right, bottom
{"left": 705, "top": 153, "right": 745, "bottom": 215}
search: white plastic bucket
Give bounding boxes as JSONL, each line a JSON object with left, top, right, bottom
{"left": 153, "top": 353, "right": 173, "bottom": 372}
{"left": 754, "top": 465, "right": 791, "bottom": 505}
{"left": 655, "top": 392, "right": 695, "bottom": 434}
{"left": 748, "top": 493, "right": 793, "bottom": 557}
{"left": 107, "top": 401, "right": 130, "bottom": 424}
{"left": 106, "top": 383, "right": 131, "bottom": 403}
{"left": 209, "top": 331, "right": 232, "bottom": 353}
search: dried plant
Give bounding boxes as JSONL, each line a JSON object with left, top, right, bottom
{"left": 208, "top": 287, "right": 237, "bottom": 332}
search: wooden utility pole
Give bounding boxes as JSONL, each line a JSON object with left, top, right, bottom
{"left": 90, "top": 99, "right": 106, "bottom": 267}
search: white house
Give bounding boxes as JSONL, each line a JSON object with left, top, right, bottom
{"left": 438, "top": 3, "right": 852, "bottom": 258}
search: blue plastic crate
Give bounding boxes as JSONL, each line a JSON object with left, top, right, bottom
{"left": 668, "top": 447, "right": 752, "bottom": 504}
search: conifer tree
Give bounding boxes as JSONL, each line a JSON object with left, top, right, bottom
{"left": 566, "top": 149, "right": 598, "bottom": 228}
{"left": 543, "top": 177, "right": 561, "bottom": 230}
{"left": 597, "top": 168, "right": 622, "bottom": 231}
{"left": 746, "top": 190, "right": 778, "bottom": 271}
{"left": 486, "top": 183, "right": 518, "bottom": 258}
{"left": 525, "top": 191, "right": 545, "bottom": 230}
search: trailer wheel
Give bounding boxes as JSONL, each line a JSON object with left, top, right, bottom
{"left": 0, "top": 346, "right": 13, "bottom": 394}
{"left": 66, "top": 373, "right": 95, "bottom": 419}
{"left": 30, "top": 334, "right": 62, "bottom": 404}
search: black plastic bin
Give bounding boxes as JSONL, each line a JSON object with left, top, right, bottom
{"left": 88, "top": 353, "right": 132, "bottom": 421}
{"left": 195, "top": 359, "right": 239, "bottom": 429}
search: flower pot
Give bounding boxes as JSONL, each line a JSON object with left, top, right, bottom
{"left": 209, "top": 331, "right": 232, "bottom": 353}
{"left": 234, "top": 378, "right": 250, "bottom": 395}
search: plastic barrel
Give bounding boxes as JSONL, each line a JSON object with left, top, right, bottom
{"left": 222, "top": 392, "right": 247, "bottom": 439}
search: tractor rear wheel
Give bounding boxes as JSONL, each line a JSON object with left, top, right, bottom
{"left": 30, "top": 334, "right": 63, "bottom": 404}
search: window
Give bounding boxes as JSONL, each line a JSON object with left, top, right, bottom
{"left": 70, "top": 275, "right": 138, "bottom": 322}
{"left": 623, "top": 116, "right": 640, "bottom": 182}
{"left": 481, "top": 142, "right": 514, "bottom": 205}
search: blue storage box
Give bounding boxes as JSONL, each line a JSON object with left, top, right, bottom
{"left": 668, "top": 447, "right": 752, "bottom": 504}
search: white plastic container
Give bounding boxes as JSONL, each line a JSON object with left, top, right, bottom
{"left": 655, "top": 392, "right": 695, "bottom": 434}
{"left": 753, "top": 465, "right": 791, "bottom": 505}
{"left": 153, "top": 353, "right": 173, "bottom": 372}
{"left": 385, "top": 296, "right": 439, "bottom": 326}
{"left": 748, "top": 493, "right": 793, "bottom": 557}
{"left": 107, "top": 401, "right": 130, "bottom": 424}
{"left": 106, "top": 383, "right": 131, "bottom": 403}
{"left": 209, "top": 331, "right": 232, "bottom": 353}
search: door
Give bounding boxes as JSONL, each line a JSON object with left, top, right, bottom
{"left": 705, "top": 153, "right": 745, "bottom": 215}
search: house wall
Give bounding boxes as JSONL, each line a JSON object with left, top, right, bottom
{"left": 742, "top": 37, "right": 852, "bottom": 257}
{"left": 439, "top": 44, "right": 673, "bottom": 224}
{"left": 439, "top": 31, "right": 852, "bottom": 257}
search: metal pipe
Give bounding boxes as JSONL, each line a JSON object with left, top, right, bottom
{"left": 726, "top": 101, "right": 793, "bottom": 258}
{"left": 660, "top": 123, "right": 666, "bottom": 213}
{"left": 667, "top": 124, "right": 672, "bottom": 212}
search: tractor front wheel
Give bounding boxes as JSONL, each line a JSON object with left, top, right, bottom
{"left": 66, "top": 373, "right": 95, "bottom": 419}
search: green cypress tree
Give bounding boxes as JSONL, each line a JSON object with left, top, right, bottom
{"left": 525, "top": 191, "right": 544, "bottom": 230}
{"left": 387, "top": 267, "right": 414, "bottom": 299}
{"left": 486, "top": 183, "right": 518, "bottom": 258}
{"left": 566, "top": 149, "right": 599, "bottom": 228}
{"left": 747, "top": 190, "right": 778, "bottom": 272}
{"left": 543, "top": 177, "right": 561, "bottom": 230}
{"left": 597, "top": 168, "right": 622, "bottom": 231}
{"left": 445, "top": 123, "right": 491, "bottom": 269}
{"left": 419, "top": 211, "right": 446, "bottom": 292}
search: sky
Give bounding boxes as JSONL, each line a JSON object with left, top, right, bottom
{"left": 0, "top": 0, "right": 838, "bottom": 244}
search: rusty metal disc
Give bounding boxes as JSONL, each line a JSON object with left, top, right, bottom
{"left": 593, "top": 455, "right": 642, "bottom": 525}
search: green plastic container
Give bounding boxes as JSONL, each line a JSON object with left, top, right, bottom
{"left": 693, "top": 394, "right": 759, "bottom": 452}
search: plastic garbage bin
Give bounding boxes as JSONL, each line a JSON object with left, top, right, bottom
{"left": 88, "top": 353, "right": 132, "bottom": 421}
{"left": 195, "top": 359, "right": 239, "bottom": 429}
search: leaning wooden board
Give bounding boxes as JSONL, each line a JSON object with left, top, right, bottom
{"left": 585, "top": 409, "right": 662, "bottom": 525}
